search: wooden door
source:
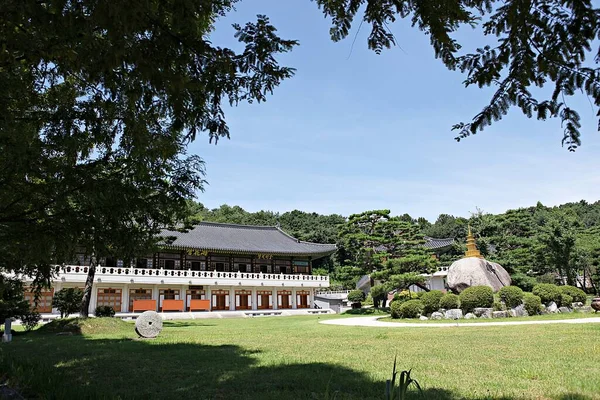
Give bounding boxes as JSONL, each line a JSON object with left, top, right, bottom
{"left": 24, "top": 288, "right": 54, "bottom": 313}
{"left": 129, "top": 288, "right": 152, "bottom": 312}
{"left": 278, "top": 291, "right": 291, "bottom": 309}
{"left": 211, "top": 290, "right": 229, "bottom": 310}
{"left": 235, "top": 290, "right": 252, "bottom": 310}
{"left": 97, "top": 288, "right": 122, "bottom": 312}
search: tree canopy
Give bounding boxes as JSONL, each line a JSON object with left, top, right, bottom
{"left": 314, "top": 0, "right": 600, "bottom": 150}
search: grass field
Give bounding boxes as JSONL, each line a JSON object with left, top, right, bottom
{"left": 1, "top": 315, "right": 599, "bottom": 400}
{"left": 378, "top": 312, "right": 600, "bottom": 323}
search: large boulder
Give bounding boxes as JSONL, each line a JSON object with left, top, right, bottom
{"left": 513, "top": 304, "right": 529, "bottom": 317}
{"left": 447, "top": 257, "right": 511, "bottom": 293}
{"left": 547, "top": 302, "right": 558, "bottom": 313}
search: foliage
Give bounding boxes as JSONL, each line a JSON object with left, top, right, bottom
{"left": 536, "top": 273, "right": 557, "bottom": 284}
{"left": 94, "top": 306, "right": 116, "bottom": 318}
{"left": 20, "top": 312, "right": 41, "bottom": 332}
{"left": 389, "top": 301, "right": 403, "bottom": 319}
{"left": 498, "top": 286, "right": 524, "bottom": 309}
{"left": 537, "top": 213, "right": 579, "bottom": 285}
{"left": 315, "top": 0, "right": 600, "bottom": 150}
{"left": 338, "top": 210, "right": 437, "bottom": 289}
{"left": 347, "top": 290, "right": 365, "bottom": 303}
{"left": 391, "top": 290, "right": 419, "bottom": 305}
{"left": 397, "top": 300, "right": 425, "bottom": 319}
{"left": 510, "top": 273, "right": 538, "bottom": 292}
{"left": 369, "top": 284, "right": 388, "bottom": 308}
{"left": 532, "top": 284, "right": 562, "bottom": 305}
{"left": 386, "top": 356, "right": 423, "bottom": 400}
{"left": 0, "top": 276, "right": 31, "bottom": 322}
{"left": 439, "top": 293, "right": 460, "bottom": 310}
{"left": 0, "top": 1, "right": 298, "bottom": 316}
{"left": 52, "top": 288, "right": 83, "bottom": 318}
{"left": 420, "top": 290, "right": 444, "bottom": 315}
{"left": 560, "top": 294, "right": 573, "bottom": 308}
{"left": 492, "top": 301, "right": 506, "bottom": 312}
{"left": 559, "top": 286, "right": 587, "bottom": 304}
{"left": 459, "top": 286, "right": 494, "bottom": 312}
{"left": 523, "top": 293, "right": 543, "bottom": 316}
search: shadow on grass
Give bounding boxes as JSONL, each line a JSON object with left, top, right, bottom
{"left": 162, "top": 321, "right": 217, "bottom": 328}
{"left": 1, "top": 331, "right": 594, "bottom": 400}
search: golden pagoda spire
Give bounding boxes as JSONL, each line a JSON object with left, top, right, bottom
{"left": 464, "top": 224, "right": 483, "bottom": 258}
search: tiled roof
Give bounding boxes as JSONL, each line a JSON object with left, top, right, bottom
{"left": 374, "top": 237, "right": 454, "bottom": 252}
{"left": 423, "top": 237, "right": 454, "bottom": 250}
{"left": 160, "top": 222, "right": 337, "bottom": 258}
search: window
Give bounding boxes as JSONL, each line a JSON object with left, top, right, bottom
{"left": 136, "top": 258, "right": 148, "bottom": 268}
{"left": 215, "top": 262, "right": 225, "bottom": 272}
{"left": 260, "top": 264, "right": 270, "bottom": 273}
{"left": 97, "top": 288, "right": 122, "bottom": 312}
{"left": 165, "top": 259, "right": 175, "bottom": 269}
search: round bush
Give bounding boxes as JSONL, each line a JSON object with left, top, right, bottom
{"left": 347, "top": 290, "right": 365, "bottom": 303}
{"left": 560, "top": 293, "right": 573, "bottom": 308}
{"left": 94, "top": 305, "right": 116, "bottom": 318}
{"left": 498, "top": 286, "right": 524, "bottom": 308}
{"left": 392, "top": 290, "right": 419, "bottom": 304}
{"left": 523, "top": 293, "right": 542, "bottom": 315}
{"left": 510, "top": 273, "right": 538, "bottom": 292}
{"left": 559, "top": 285, "right": 586, "bottom": 304}
{"left": 532, "top": 283, "right": 562, "bottom": 305}
{"left": 420, "top": 290, "right": 444, "bottom": 314}
{"left": 390, "top": 300, "right": 403, "bottom": 318}
{"left": 397, "top": 300, "right": 425, "bottom": 319}
{"left": 492, "top": 301, "right": 505, "bottom": 312}
{"left": 459, "top": 286, "right": 494, "bottom": 312}
{"left": 439, "top": 293, "right": 460, "bottom": 310}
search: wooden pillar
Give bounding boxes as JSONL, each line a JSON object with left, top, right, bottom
{"left": 181, "top": 250, "right": 186, "bottom": 270}
{"left": 229, "top": 255, "right": 234, "bottom": 272}
{"left": 251, "top": 255, "right": 256, "bottom": 273}
{"left": 308, "top": 257, "right": 312, "bottom": 275}
{"left": 207, "top": 253, "right": 212, "bottom": 271}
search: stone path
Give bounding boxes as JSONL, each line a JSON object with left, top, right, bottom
{"left": 320, "top": 315, "right": 600, "bottom": 328}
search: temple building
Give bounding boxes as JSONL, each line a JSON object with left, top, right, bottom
{"left": 22, "top": 222, "right": 336, "bottom": 316}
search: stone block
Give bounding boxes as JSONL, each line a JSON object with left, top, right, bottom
{"left": 464, "top": 313, "right": 476, "bottom": 319}
{"left": 419, "top": 316, "right": 428, "bottom": 321}
{"left": 512, "top": 304, "right": 529, "bottom": 317}
{"left": 558, "top": 306, "right": 571, "bottom": 313}
{"left": 430, "top": 312, "right": 443, "bottom": 320}
{"left": 492, "top": 311, "right": 508, "bottom": 318}
{"left": 473, "top": 307, "right": 493, "bottom": 319}
{"left": 444, "top": 309, "right": 463, "bottom": 320}
{"left": 546, "top": 302, "right": 558, "bottom": 313}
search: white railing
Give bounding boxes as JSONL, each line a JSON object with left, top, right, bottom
{"left": 315, "top": 290, "right": 351, "bottom": 295}
{"left": 52, "top": 265, "right": 329, "bottom": 287}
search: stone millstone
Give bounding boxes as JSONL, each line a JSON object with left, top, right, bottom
{"left": 447, "top": 257, "right": 511, "bottom": 293}
{"left": 135, "top": 311, "right": 163, "bottom": 338}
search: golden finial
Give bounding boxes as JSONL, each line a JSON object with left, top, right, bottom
{"left": 464, "top": 225, "right": 482, "bottom": 258}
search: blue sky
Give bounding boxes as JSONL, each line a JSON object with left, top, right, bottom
{"left": 188, "top": 1, "right": 600, "bottom": 222}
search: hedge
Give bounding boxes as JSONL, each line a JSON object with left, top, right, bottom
{"left": 498, "top": 286, "right": 524, "bottom": 308}
{"left": 459, "top": 286, "right": 494, "bottom": 312}
{"left": 397, "top": 299, "right": 425, "bottom": 319}
{"left": 532, "top": 283, "right": 562, "bottom": 305}
{"left": 439, "top": 293, "right": 460, "bottom": 310}
{"left": 559, "top": 285, "right": 587, "bottom": 304}
{"left": 420, "top": 290, "right": 444, "bottom": 314}
{"left": 523, "top": 293, "right": 542, "bottom": 315}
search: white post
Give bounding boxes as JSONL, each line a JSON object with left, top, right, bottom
{"left": 309, "top": 288, "right": 315, "bottom": 309}
{"left": 292, "top": 288, "right": 297, "bottom": 309}
{"left": 229, "top": 287, "right": 235, "bottom": 311}
{"left": 251, "top": 287, "right": 257, "bottom": 310}
{"left": 121, "top": 284, "right": 129, "bottom": 313}
{"left": 89, "top": 284, "right": 98, "bottom": 316}
{"left": 2, "top": 319, "right": 12, "bottom": 343}
{"left": 152, "top": 286, "right": 159, "bottom": 311}
{"left": 181, "top": 285, "right": 187, "bottom": 311}
{"left": 272, "top": 288, "right": 278, "bottom": 310}
{"left": 206, "top": 287, "right": 212, "bottom": 311}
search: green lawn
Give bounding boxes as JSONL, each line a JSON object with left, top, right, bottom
{"left": 1, "top": 315, "right": 599, "bottom": 400}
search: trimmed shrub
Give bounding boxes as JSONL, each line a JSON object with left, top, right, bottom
{"left": 459, "top": 286, "right": 494, "bottom": 312}
{"left": 420, "top": 290, "right": 444, "bottom": 315}
{"left": 52, "top": 288, "right": 84, "bottom": 318}
{"left": 559, "top": 285, "right": 587, "bottom": 304}
{"left": 370, "top": 285, "right": 388, "bottom": 308}
{"left": 95, "top": 305, "right": 116, "bottom": 318}
{"left": 532, "top": 283, "right": 562, "bottom": 305}
{"left": 348, "top": 290, "right": 365, "bottom": 303}
{"left": 397, "top": 300, "right": 425, "bottom": 319}
{"left": 498, "top": 286, "right": 524, "bottom": 308}
{"left": 348, "top": 290, "right": 364, "bottom": 309}
{"left": 439, "top": 293, "right": 460, "bottom": 310}
{"left": 390, "top": 300, "right": 403, "bottom": 319}
{"left": 536, "top": 273, "right": 557, "bottom": 284}
{"left": 392, "top": 290, "right": 419, "bottom": 304}
{"left": 523, "top": 293, "right": 542, "bottom": 315}
{"left": 560, "top": 294, "right": 573, "bottom": 308}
